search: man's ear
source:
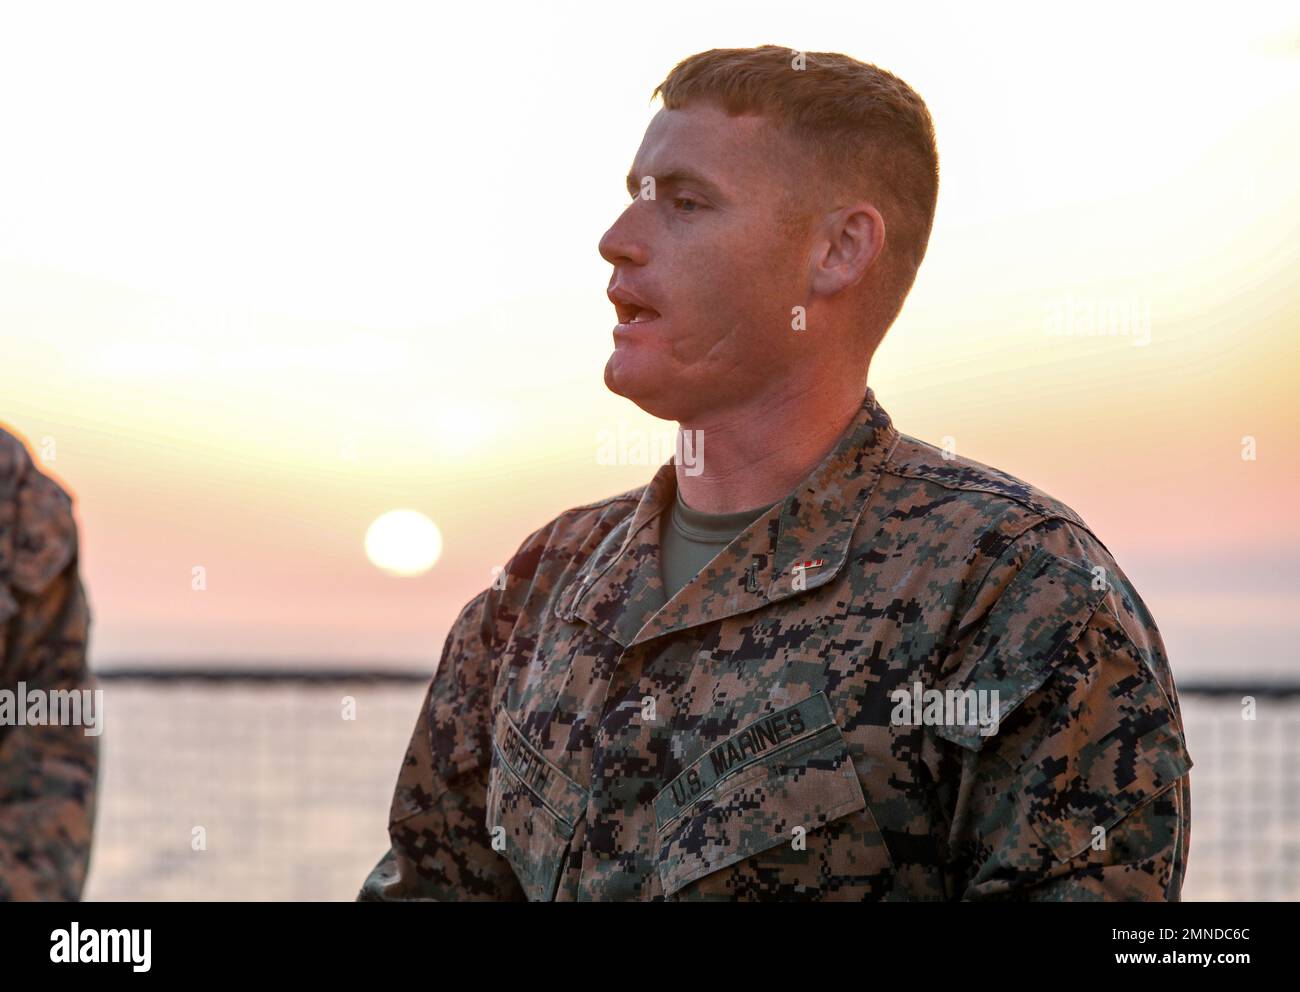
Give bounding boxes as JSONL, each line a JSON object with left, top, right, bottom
{"left": 808, "top": 202, "right": 886, "bottom": 299}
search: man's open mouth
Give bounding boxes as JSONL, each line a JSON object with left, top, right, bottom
{"left": 609, "top": 286, "right": 661, "bottom": 327}
{"left": 617, "top": 304, "right": 660, "bottom": 325}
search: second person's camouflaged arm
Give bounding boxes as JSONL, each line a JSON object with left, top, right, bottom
{"left": 0, "top": 571, "right": 99, "bottom": 901}
{"left": 939, "top": 523, "right": 1193, "bottom": 901}
{"left": 0, "top": 433, "right": 99, "bottom": 901}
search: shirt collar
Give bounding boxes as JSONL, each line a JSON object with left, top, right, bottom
{"left": 557, "top": 387, "right": 900, "bottom": 648}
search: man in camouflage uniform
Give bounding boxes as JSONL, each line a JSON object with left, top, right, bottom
{"left": 360, "top": 46, "right": 1190, "bottom": 901}
{"left": 0, "top": 427, "right": 98, "bottom": 900}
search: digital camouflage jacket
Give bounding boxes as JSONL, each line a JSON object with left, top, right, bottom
{"left": 0, "top": 428, "right": 97, "bottom": 900}
{"left": 360, "top": 389, "right": 1191, "bottom": 901}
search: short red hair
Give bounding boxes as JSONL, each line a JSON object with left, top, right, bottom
{"left": 653, "top": 45, "right": 940, "bottom": 332}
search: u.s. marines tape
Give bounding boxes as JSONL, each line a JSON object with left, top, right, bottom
{"left": 655, "top": 692, "right": 835, "bottom": 830}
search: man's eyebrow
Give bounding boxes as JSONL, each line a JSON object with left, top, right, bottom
{"left": 625, "top": 169, "right": 725, "bottom": 199}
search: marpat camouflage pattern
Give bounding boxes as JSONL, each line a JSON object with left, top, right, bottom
{"left": 0, "top": 428, "right": 98, "bottom": 900}
{"left": 360, "top": 389, "right": 1191, "bottom": 901}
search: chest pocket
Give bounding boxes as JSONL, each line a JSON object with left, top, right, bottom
{"left": 486, "top": 708, "right": 589, "bottom": 901}
{"left": 653, "top": 692, "right": 896, "bottom": 901}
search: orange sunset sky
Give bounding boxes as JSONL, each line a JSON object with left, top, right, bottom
{"left": 2, "top": 2, "right": 1297, "bottom": 681}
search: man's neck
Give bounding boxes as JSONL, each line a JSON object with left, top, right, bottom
{"left": 673, "top": 376, "right": 868, "bottom": 515}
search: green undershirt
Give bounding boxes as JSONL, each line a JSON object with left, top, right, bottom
{"left": 658, "top": 488, "right": 779, "bottom": 603}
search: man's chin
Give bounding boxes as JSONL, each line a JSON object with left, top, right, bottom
{"left": 603, "top": 354, "right": 682, "bottom": 421}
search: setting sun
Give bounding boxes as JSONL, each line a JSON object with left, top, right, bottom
{"left": 364, "top": 510, "right": 443, "bottom": 577}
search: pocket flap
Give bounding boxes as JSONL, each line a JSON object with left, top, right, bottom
{"left": 487, "top": 709, "right": 589, "bottom": 900}
{"left": 654, "top": 693, "right": 867, "bottom": 898}
{"left": 491, "top": 708, "right": 588, "bottom": 830}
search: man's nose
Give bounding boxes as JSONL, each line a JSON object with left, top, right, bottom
{"left": 598, "top": 204, "right": 648, "bottom": 267}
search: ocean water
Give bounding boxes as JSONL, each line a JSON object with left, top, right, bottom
{"left": 84, "top": 681, "right": 420, "bottom": 902}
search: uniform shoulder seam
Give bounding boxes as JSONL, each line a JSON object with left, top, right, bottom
{"left": 507, "top": 485, "right": 645, "bottom": 570}
{"left": 885, "top": 432, "right": 1091, "bottom": 532}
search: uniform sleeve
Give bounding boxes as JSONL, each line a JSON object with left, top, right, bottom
{"left": 0, "top": 439, "right": 99, "bottom": 901}
{"left": 357, "top": 587, "right": 525, "bottom": 901}
{"left": 938, "top": 522, "right": 1192, "bottom": 901}
{"left": 356, "top": 521, "right": 556, "bottom": 902}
